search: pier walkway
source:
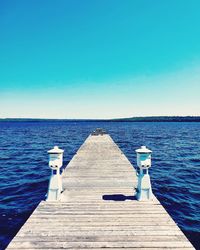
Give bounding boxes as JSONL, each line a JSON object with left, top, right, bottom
{"left": 7, "top": 133, "right": 194, "bottom": 249}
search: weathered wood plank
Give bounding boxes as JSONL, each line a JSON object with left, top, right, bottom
{"left": 12, "top": 235, "right": 187, "bottom": 242}
{"left": 17, "top": 230, "right": 183, "bottom": 237}
{"left": 6, "top": 248, "right": 195, "bottom": 250}
{"left": 6, "top": 247, "right": 194, "bottom": 250}
{"left": 17, "top": 225, "right": 182, "bottom": 232}
{"left": 7, "top": 241, "right": 194, "bottom": 248}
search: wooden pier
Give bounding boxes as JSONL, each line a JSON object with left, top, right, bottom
{"left": 7, "top": 133, "right": 194, "bottom": 249}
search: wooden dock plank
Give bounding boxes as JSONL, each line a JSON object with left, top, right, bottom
{"left": 7, "top": 241, "right": 194, "bottom": 249}
{"left": 6, "top": 134, "right": 194, "bottom": 249}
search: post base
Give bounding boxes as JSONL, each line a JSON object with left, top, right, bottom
{"left": 137, "top": 173, "right": 153, "bottom": 201}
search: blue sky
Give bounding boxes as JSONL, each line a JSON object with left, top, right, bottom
{"left": 1, "top": 0, "right": 200, "bottom": 118}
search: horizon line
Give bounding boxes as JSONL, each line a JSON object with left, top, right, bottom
{"left": 1, "top": 115, "right": 200, "bottom": 120}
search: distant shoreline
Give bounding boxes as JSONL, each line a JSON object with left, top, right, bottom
{"left": 1, "top": 116, "right": 200, "bottom": 122}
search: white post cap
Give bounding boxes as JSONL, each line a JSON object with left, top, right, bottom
{"left": 135, "top": 146, "right": 152, "bottom": 153}
{"left": 48, "top": 146, "right": 64, "bottom": 154}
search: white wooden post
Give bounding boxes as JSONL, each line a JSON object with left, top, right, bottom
{"left": 135, "top": 146, "right": 153, "bottom": 201}
{"left": 46, "top": 146, "right": 64, "bottom": 201}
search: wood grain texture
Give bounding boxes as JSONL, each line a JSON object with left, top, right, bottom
{"left": 7, "top": 134, "right": 194, "bottom": 249}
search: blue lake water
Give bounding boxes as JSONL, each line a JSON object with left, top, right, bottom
{"left": 0, "top": 121, "right": 200, "bottom": 249}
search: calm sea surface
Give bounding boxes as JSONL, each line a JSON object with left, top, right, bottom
{"left": 0, "top": 121, "right": 200, "bottom": 249}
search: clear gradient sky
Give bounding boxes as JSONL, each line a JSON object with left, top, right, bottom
{"left": 1, "top": 0, "right": 200, "bottom": 118}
